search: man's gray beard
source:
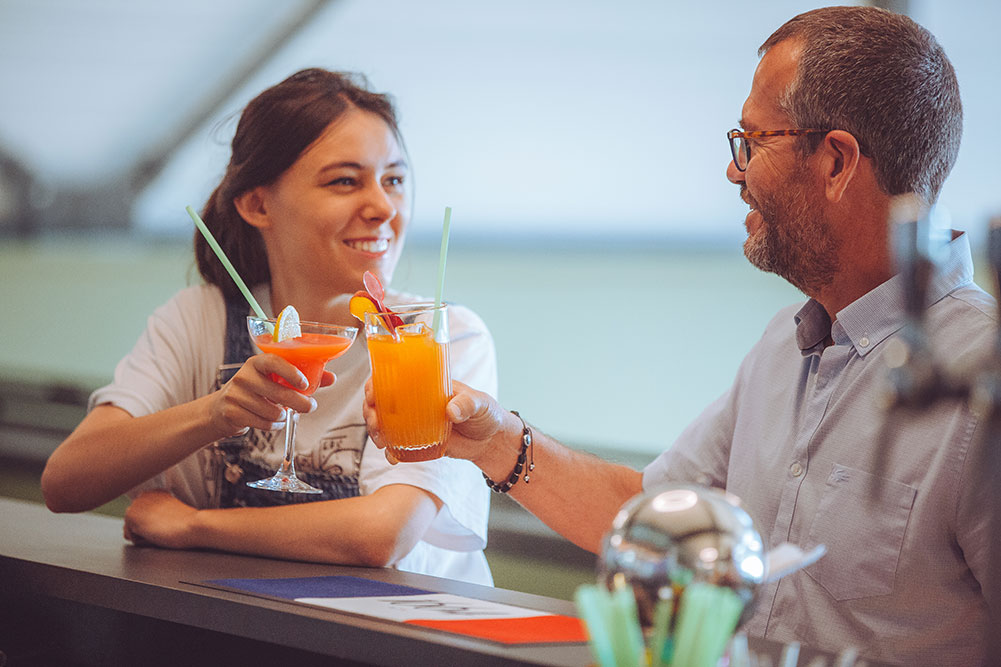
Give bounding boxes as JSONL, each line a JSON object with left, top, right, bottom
{"left": 743, "top": 210, "right": 842, "bottom": 295}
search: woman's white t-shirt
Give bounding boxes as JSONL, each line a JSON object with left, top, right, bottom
{"left": 90, "top": 284, "right": 497, "bottom": 586}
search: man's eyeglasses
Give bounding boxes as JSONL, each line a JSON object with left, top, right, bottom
{"left": 727, "top": 128, "right": 829, "bottom": 172}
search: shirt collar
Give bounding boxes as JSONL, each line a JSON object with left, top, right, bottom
{"left": 794, "top": 299, "right": 831, "bottom": 355}
{"left": 794, "top": 231, "right": 976, "bottom": 357}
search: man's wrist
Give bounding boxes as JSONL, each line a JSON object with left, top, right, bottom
{"left": 479, "top": 411, "right": 534, "bottom": 494}
{"left": 469, "top": 411, "right": 521, "bottom": 476}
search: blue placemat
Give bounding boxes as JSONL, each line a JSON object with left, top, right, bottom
{"left": 203, "top": 575, "right": 434, "bottom": 600}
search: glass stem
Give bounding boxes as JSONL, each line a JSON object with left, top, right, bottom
{"left": 279, "top": 407, "right": 298, "bottom": 478}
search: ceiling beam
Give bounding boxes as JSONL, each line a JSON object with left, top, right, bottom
{"left": 132, "top": 0, "right": 337, "bottom": 192}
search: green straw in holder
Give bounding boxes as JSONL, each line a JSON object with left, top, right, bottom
{"left": 186, "top": 205, "right": 267, "bottom": 319}
{"left": 431, "top": 206, "right": 452, "bottom": 341}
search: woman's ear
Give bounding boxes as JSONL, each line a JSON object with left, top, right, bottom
{"left": 233, "top": 187, "right": 271, "bottom": 229}
{"left": 819, "top": 130, "right": 862, "bottom": 203}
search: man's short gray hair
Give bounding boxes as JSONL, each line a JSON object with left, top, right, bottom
{"left": 761, "top": 6, "right": 962, "bottom": 204}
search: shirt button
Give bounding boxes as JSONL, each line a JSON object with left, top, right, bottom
{"left": 859, "top": 337, "right": 870, "bottom": 348}
{"left": 790, "top": 462, "right": 804, "bottom": 477}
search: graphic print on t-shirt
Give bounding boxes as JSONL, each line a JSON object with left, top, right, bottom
{"left": 210, "top": 364, "right": 366, "bottom": 507}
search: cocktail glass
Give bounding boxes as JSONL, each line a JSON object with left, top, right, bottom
{"left": 364, "top": 303, "right": 452, "bottom": 462}
{"left": 246, "top": 316, "right": 357, "bottom": 493}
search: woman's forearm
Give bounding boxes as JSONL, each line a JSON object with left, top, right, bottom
{"left": 43, "top": 354, "right": 323, "bottom": 513}
{"left": 128, "top": 484, "right": 441, "bottom": 567}
{"left": 41, "top": 398, "right": 232, "bottom": 512}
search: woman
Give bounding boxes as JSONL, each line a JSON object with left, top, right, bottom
{"left": 41, "top": 68, "right": 496, "bottom": 586}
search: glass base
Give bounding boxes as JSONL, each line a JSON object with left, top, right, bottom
{"left": 387, "top": 441, "right": 447, "bottom": 462}
{"left": 246, "top": 473, "right": 323, "bottom": 494}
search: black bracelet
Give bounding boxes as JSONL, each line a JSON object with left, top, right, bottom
{"left": 482, "top": 410, "right": 534, "bottom": 493}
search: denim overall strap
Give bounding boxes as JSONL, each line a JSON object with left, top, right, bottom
{"left": 223, "top": 297, "right": 256, "bottom": 366}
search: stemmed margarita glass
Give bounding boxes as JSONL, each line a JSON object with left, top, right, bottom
{"left": 246, "top": 315, "right": 357, "bottom": 493}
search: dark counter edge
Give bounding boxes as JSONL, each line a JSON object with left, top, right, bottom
{"left": 0, "top": 498, "right": 591, "bottom": 667}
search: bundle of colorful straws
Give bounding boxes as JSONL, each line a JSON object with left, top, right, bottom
{"left": 575, "top": 580, "right": 743, "bottom": 667}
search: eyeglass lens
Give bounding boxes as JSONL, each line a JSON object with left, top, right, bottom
{"left": 731, "top": 134, "right": 749, "bottom": 171}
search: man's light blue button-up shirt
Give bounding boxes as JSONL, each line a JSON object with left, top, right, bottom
{"left": 644, "top": 232, "right": 999, "bottom": 666}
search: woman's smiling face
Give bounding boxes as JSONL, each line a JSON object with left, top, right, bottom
{"left": 251, "top": 106, "right": 410, "bottom": 297}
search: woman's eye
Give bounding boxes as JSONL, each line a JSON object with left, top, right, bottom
{"left": 384, "top": 175, "right": 405, "bottom": 188}
{"left": 326, "top": 177, "right": 356, "bottom": 187}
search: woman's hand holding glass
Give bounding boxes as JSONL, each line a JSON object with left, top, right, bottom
{"left": 209, "top": 353, "right": 334, "bottom": 438}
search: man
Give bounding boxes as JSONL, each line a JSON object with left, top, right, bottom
{"left": 365, "top": 7, "right": 999, "bottom": 665}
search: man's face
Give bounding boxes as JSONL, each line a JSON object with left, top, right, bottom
{"left": 728, "top": 39, "right": 841, "bottom": 295}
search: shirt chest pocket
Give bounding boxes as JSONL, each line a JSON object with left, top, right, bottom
{"left": 803, "top": 464, "right": 916, "bottom": 601}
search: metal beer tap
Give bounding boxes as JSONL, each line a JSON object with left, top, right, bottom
{"left": 883, "top": 194, "right": 951, "bottom": 407}
{"left": 878, "top": 199, "right": 1001, "bottom": 662}
{"left": 874, "top": 195, "right": 961, "bottom": 491}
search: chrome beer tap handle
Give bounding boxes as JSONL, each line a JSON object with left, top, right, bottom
{"left": 874, "top": 196, "right": 953, "bottom": 494}
{"left": 884, "top": 194, "right": 943, "bottom": 408}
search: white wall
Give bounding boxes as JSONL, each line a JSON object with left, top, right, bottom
{"left": 2, "top": 2, "right": 996, "bottom": 241}
{"left": 129, "top": 0, "right": 1001, "bottom": 246}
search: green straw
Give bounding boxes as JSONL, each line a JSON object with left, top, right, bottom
{"left": 670, "top": 583, "right": 743, "bottom": 667}
{"left": 186, "top": 205, "right": 267, "bottom": 319}
{"left": 650, "top": 597, "right": 675, "bottom": 667}
{"left": 607, "top": 585, "right": 645, "bottom": 667}
{"left": 431, "top": 206, "right": 452, "bottom": 340}
{"left": 574, "top": 585, "right": 617, "bottom": 667}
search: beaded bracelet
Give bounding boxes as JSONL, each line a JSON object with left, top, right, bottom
{"left": 482, "top": 410, "right": 534, "bottom": 493}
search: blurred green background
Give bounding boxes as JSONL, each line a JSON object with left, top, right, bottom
{"left": 0, "top": 237, "right": 807, "bottom": 599}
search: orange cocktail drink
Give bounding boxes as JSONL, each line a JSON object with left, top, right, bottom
{"left": 246, "top": 314, "right": 357, "bottom": 494}
{"left": 365, "top": 304, "right": 452, "bottom": 462}
{"left": 254, "top": 333, "right": 353, "bottom": 394}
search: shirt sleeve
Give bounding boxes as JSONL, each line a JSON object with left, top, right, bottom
{"left": 642, "top": 386, "right": 738, "bottom": 491}
{"left": 955, "top": 414, "right": 1001, "bottom": 632}
{"left": 359, "top": 303, "right": 497, "bottom": 552}
{"left": 642, "top": 323, "right": 771, "bottom": 492}
{"left": 86, "top": 287, "right": 226, "bottom": 500}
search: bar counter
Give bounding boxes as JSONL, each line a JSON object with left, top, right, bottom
{"left": 0, "top": 497, "right": 863, "bottom": 666}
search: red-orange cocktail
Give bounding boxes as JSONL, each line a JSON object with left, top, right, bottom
{"left": 254, "top": 333, "right": 353, "bottom": 394}
{"left": 246, "top": 315, "right": 357, "bottom": 493}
